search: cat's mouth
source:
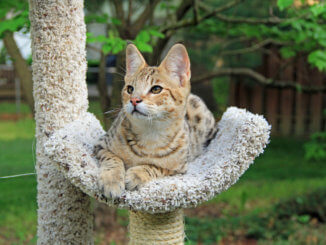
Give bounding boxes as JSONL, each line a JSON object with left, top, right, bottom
{"left": 132, "top": 108, "right": 147, "bottom": 117}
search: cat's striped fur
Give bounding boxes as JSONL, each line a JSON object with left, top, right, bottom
{"left": 96, "top": 44, "right": 217, "bottom": 198}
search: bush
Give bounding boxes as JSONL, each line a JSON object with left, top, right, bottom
{"left": 305, "top": 131, "right": 326, "bottom": 161}
{"left": 275, "top": 189, "right": 326, "bottom": 223}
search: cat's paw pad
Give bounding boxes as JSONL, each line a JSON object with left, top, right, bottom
{"left": 99, "top": 170, "right": 125, "bottom": 199}
{"left": 125, "top": 167, "right": 149, "bottom": 191}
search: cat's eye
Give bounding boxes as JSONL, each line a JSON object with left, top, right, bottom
{"left": 127, "top": 85, "right": 134, "bottom": 94}
{"left": 150, "top": 85, "right": 163, "bottom": 94}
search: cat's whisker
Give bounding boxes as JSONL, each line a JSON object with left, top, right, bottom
{"left": 104, "top": 108, "right": 121, "bottom": 114}
{"left": 114, "top": 72, "right": 125, "bottom": 78}
{"left": 118, "top": 65, "right": 126, "bottom": 72}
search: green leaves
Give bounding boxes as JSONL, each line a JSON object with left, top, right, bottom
{"left": 87, "top": 26, "right": 165, "bottom": 55}
{"left": 135, "top": 42, "right": 153, "bottom": 53}
{"left": 304, "top": 131, "right": 326, "bottom": 161}
{"left": 134, "top": 30, "right": 152, "bottom": 52}
{"left": 280, "top": 47, "right": 296, "bottom": 59}
{"left": 148, "top": 29, "right": 165, "bottom": 39}
{"left": 0, "top": 0, "right": 29, "bottom": 37}
{"left": 87, "top": 32, "right": 126, "bottom": 55}
{"left": 134, "top": 28, "right": 165, "bottom": 53}
{"left": 308, "top": 50, "right": 326, "bottom": 71}
{"left": 87, "top": 24, "right": 165, "bottom": 55}
{"left": 0, "top": 14, "right": 27, "bottom": 36}
{"left": 85, "top": 14, "right": 109, "bottom": 24}
{"left": 85, "top": 10, "right": 165, "bottom": 55}
{"left": 277, "top": 0, "right": 294, "bottom": 11}
{"left": 135, "top": 30, "right": 151, "bottom": 44}
{"left": 198, "top": 0, "right": 326, "bottom": 72}
{"left": 310, "top": 3, "right": 326, "bottom": 17}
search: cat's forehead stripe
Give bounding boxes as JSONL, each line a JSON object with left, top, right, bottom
{"left": 138, "top": 67, "right": 157, "bottom": 78}
{"left": 133, "top": 67, "right": 158, "bottom": 85}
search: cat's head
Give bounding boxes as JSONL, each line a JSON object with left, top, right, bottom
{"left": 122, "top": 43, "right": 191, "bottom": 122}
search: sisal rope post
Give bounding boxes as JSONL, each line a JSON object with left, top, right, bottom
{"left": 129, "top": 209, "right": 184, "bottom": 245}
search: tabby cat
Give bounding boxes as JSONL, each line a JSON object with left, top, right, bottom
{"left": 96, "top": 43, "right": 217, "bottom": 199}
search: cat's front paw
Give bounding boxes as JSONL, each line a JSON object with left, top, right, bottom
{"left": 99, "top": 169, "right": 125, "bottom": 199}
{"left": 125, "top": 166, "right": 151, "bottom": 191}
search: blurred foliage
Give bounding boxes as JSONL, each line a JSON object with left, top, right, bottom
{"left": 275, "top": 188, "right": 326, "bottom": 222}
{"left": 0, "top": 0, "right": 29, "bottom": 37}
{"left": 83, "top": 0, "right": 326, "bottom": 71}
{"left": 278, "top": 0, "right": 295, "bottom": 11}
{"left": 305, "top": 131, "right": 326, "bottom": 160}
{"left": 86, "top": 12, "right": 165, "bottom": 54}
{"left": 186, "top": 188, "right": 326, "bottom": 244}
{"left": 1, "top": 0, "right": 326, "bottom": 71}
{"left": 87, "top": 26, "right": 165, "bottom": 54}
{"left": 212, "top": 77, "right": 229, "bottom": 114}
{"left": 304, "top": 109, "right": 326, "bottom": 161}
{"left": 188, "top": 0, "right": 326, "bottom": 71}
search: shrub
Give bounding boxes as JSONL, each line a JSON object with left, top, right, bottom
{"left": 304, "top": 131, "right": 326, "bottom": 161}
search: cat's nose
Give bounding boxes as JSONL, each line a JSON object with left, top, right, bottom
{"left": 130, "top": 98, "right": 142, "bottom": 106}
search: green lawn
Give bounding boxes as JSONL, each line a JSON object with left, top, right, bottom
{"left": 213, "top": 138, "right": 326, "bottom": 213}
{"left": 0, "top": 102, "right": 325, "bottom": 244}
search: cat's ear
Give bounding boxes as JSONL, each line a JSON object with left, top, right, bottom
{"left": 159, "top": 44, "right": 191, "bottom": 87}
{"left": 126, "top": 44, "right": 147, "bottom": 77}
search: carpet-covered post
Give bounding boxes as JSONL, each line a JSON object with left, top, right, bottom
{"left": 29, "top": 0, "right": 93, "bottom": 243}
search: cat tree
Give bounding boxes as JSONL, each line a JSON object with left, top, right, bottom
{"left": 30, "top": 0, "right": 270, "bottom": 244}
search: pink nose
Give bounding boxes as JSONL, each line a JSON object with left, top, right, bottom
{"left": 130, "top": 98, "right": 142, "bottom": 106}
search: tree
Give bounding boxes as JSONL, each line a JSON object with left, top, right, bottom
{"left": 0, "top": 0, "right": 34, "bottom": 112}
{"left": 185, "top": 0, "right": 326, "bottom": 90}
{"left": 86, "top": 0, "right": 326, "bottom": 120}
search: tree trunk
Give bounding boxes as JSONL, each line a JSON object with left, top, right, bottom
{"left": 110, "top": 52, "right": 125, "bottom": 113}
{"left": 149, "top": 37, "right": 170, "bottom": 65}
{"left": 29, "top": 0, "right": 93, "bottom": 244}
{"left": 98, "top": 51, "right": 111, "bottom": 129}
{"left": 3, "top": 31, "right": 34, "bottom": 113}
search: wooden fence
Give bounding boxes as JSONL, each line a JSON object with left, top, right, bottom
{"left": 0, "top": 66, "right": 115, "bottom": 102}
{"left": 0, "top": 65, "right": 17, "bottom": 101}
{"left": 229, "top": 48, "right": 326, "bottom": 137}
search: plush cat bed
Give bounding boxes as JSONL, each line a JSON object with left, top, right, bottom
{"left": 44, "top": 107, "right": 270, "bottom": 213}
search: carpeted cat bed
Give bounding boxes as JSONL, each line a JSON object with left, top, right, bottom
{"left": 44, "top": 107, "right": 270, "bottom": 213}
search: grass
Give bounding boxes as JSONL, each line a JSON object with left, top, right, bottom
{"left": 0, "top": 138, "right": 37, "bottom": 244}
{"left": 0, "top": 103, "right": 31, "bottom": 115}
{"left": 212, "top": 138, "right": 326, "bottom": 213}
{"left": 0, "top": 101, "right": 103, "bottom": 244}
{"left": 0, "top": 102, "right": 325, "bottom": 244}
{"left": 0, "top": 119, "right": 35, "bottom": 140}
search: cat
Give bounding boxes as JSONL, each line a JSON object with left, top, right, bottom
{"left": 95, "top": 43, "right": 217, "bottom": 199}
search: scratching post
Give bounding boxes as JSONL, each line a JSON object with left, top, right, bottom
{"left": 30, "top": 0, "right": 271, "bottom": 244}
{"left": 129, "top": 210, "right": 184, "bottom": 245}
{"left": 44, "top": 107, "right": 270, "bottom": 244}
{"left": 29, "top": 0, "right": 93, "bottom": 244}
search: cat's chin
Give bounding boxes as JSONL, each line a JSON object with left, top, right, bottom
{"left": 131, "top": 110, "right": 148, "bottom": 117}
